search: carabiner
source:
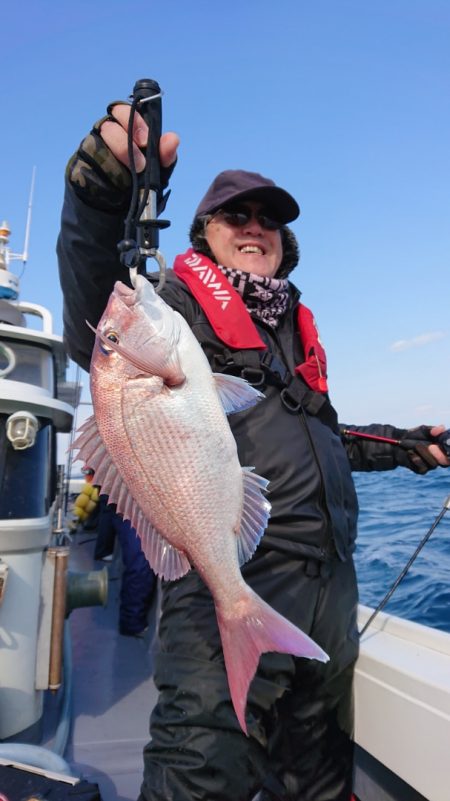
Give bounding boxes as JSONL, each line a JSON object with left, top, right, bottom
{"left": 129, "top": 248, "right": 166, "bottom": 293}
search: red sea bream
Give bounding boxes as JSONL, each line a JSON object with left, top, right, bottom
{"left": 72, "top": 275, "right": 328, "bottom": 732}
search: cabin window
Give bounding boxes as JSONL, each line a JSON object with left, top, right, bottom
{"left": 0, "top": 339, "right": 54, "bottom": 394}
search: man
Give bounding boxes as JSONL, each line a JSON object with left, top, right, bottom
{"left": 57, "top": 103, "right": 448, "bottom": 801}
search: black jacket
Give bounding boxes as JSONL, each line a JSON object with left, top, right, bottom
{"left": 57, "top": 183, "right": 413, "bottom": 562}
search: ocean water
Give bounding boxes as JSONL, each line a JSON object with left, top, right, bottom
{"left": 353, "top": 468, "right": 450, "bottom": 633}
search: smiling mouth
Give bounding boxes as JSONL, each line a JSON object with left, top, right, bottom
{"left": 239, "top": 245, "right": 265, "bottom": 256}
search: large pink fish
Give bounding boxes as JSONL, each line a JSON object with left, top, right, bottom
{"left": 73, "top": 275, "right": 328, "bottom": 732}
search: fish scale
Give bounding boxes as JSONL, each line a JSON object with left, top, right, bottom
{"left": 124, "top": 384, "right": 238, "bottom": 531}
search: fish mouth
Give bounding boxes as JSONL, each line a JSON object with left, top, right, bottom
{"left": 113, "top": 280, "right": 140, "bottom": 308}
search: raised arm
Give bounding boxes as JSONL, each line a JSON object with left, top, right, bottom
{"left": 57, "top": 102, "right": 179, "bottom": 370}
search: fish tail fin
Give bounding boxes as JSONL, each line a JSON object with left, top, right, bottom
{"left": 216, "top": 588, "right": 329, "bottom": 734}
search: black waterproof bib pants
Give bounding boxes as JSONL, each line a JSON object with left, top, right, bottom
{"left": 137, "top": 549, "right": 359, "bottom": 801}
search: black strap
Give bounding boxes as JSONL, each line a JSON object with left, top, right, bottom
{"left": 212, "top": 347, "right": 338, "bottom": 431}
{"left": 212, "top": 348, "right": 261, "bottom": 374}
{"left": 280, "top": 380, "right": 326, "bottom": 415}
{"left": 212, "top": 348, "right": 289, "bottom": 385}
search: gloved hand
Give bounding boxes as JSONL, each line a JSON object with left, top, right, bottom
{"left": 66, "top": 111, "right": 134, "bottom": 212}
{"left": 66, "top": 102, "right": 179, "bottom": 213}
{"left": 398, "top": 425, "right": 449, "bottom": 474}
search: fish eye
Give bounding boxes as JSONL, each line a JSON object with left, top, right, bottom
{"left": 99, "top": 330, "right": 119, "bottom": 355}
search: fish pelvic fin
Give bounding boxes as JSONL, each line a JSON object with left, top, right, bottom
{"left": 236, "top": 467, "right": 271, "bottom": 565}
{"left": 213, "top": 373, "right": 264, "bottom": 414}
{"left": 216, "top": 589, "right": 329, "bottom": 734}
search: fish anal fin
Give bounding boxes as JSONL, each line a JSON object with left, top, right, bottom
{"left": 138, "top": 518, "right": 191, "bottom": 581}
{"left": 115, "top": 494, "right": 191, "bottom": 581}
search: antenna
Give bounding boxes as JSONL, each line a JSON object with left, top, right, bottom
{"left": 5, "top": 167, "right": 36, "bottom": 266}
{"left": 0, "top": 168, "right": 36, "bottom": 300}
{"left": 22, "top": 166, "right": 36, "bottom": 265}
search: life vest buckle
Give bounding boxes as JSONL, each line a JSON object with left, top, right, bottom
{"left": 241, "top": 367, "right": 266, "bottom": 387}
{"left": 280, "top": 386, "right": 302, "bottom": 413}
{"left": 260, "top": 352, "right": 290, "bottom": 386}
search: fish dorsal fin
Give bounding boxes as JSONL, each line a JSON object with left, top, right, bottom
{"left": 236, "top": 467, "right": 271, "bottom": 565}
{"left": 213, "top": 373, "right": 264, "bottom": 415}
{"left": 71, "top": 415, "right": 192, "bottom": 581}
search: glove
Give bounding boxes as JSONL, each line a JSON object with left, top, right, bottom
{"left": 66, "top": 111, "right": 132, "bottom": 212}
{"left": 398, "top": 426, "right": 441, "bottom": 474}
{"left": 66, "top": 103, "right": 175, "bottom": 213}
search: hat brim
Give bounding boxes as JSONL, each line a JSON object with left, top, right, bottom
{"left": 203, "top": 186, "right": 300, "bottom": 225}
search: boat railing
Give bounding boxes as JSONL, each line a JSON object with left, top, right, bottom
{"left": 9, "top": 301, "right": 54, "bottom": 335}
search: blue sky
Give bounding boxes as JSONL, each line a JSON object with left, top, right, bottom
{"left": 2, "top": 0, "right": 449, "bottom": 427}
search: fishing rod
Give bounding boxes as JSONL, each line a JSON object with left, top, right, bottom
{"left": 341, "top": 427, "right": 450, "bottom": 635}
{"left": 341, "top": 427, "right": 450, "bottom": 458}
{"left": 117, "top": 78, "right": 171, "bottom": 292}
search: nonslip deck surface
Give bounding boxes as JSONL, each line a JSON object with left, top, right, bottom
{"left": 57, "top": 532, "right": 160, "bottom": 801}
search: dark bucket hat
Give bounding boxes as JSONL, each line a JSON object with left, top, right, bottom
{"left": 195, "top": 169, "right": 300, "bottom": 224}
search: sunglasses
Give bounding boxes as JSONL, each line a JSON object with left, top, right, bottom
{"left": 210, "top": 206, "right": 282, "bottom": 231}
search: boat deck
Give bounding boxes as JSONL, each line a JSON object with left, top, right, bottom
{"left": 38, "top": 526, "right": 449, "bottom": 801}
{"left": 45, "top": 529, "right": 160, "bottom": 801}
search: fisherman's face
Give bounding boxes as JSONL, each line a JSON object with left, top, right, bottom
{"left": 205, "top": 200, "right": 283, "bottom": 278}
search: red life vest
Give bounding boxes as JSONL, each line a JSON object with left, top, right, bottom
{"left": 173, "top": 249, "right": 328, "bottom": 394}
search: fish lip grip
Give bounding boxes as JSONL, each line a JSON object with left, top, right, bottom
{"left": 118, "top": 78, "right": 171, "bottom": 292}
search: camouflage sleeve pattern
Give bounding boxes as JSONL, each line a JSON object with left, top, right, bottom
{"left": 66, "top": 113, "right": 176, "bottom": 213}
{"left": 65, "top": 115, "right": 132, "bottom": 212}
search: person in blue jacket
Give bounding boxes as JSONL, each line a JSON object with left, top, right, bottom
{"left": 95, "top": 494, "right": 156, "bottom": 637}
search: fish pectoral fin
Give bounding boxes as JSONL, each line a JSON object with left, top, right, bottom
{"left": 236, "top": 467, "right": 271, "bottom": 565}
{"left": 161, "top": 346, "right": 186, "bottom": 387}
{"left": 135, "top": 334, "right": 185, "bottom": 386}
{"left": 213, "top": 373, "right": 265, "bottom": 415}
